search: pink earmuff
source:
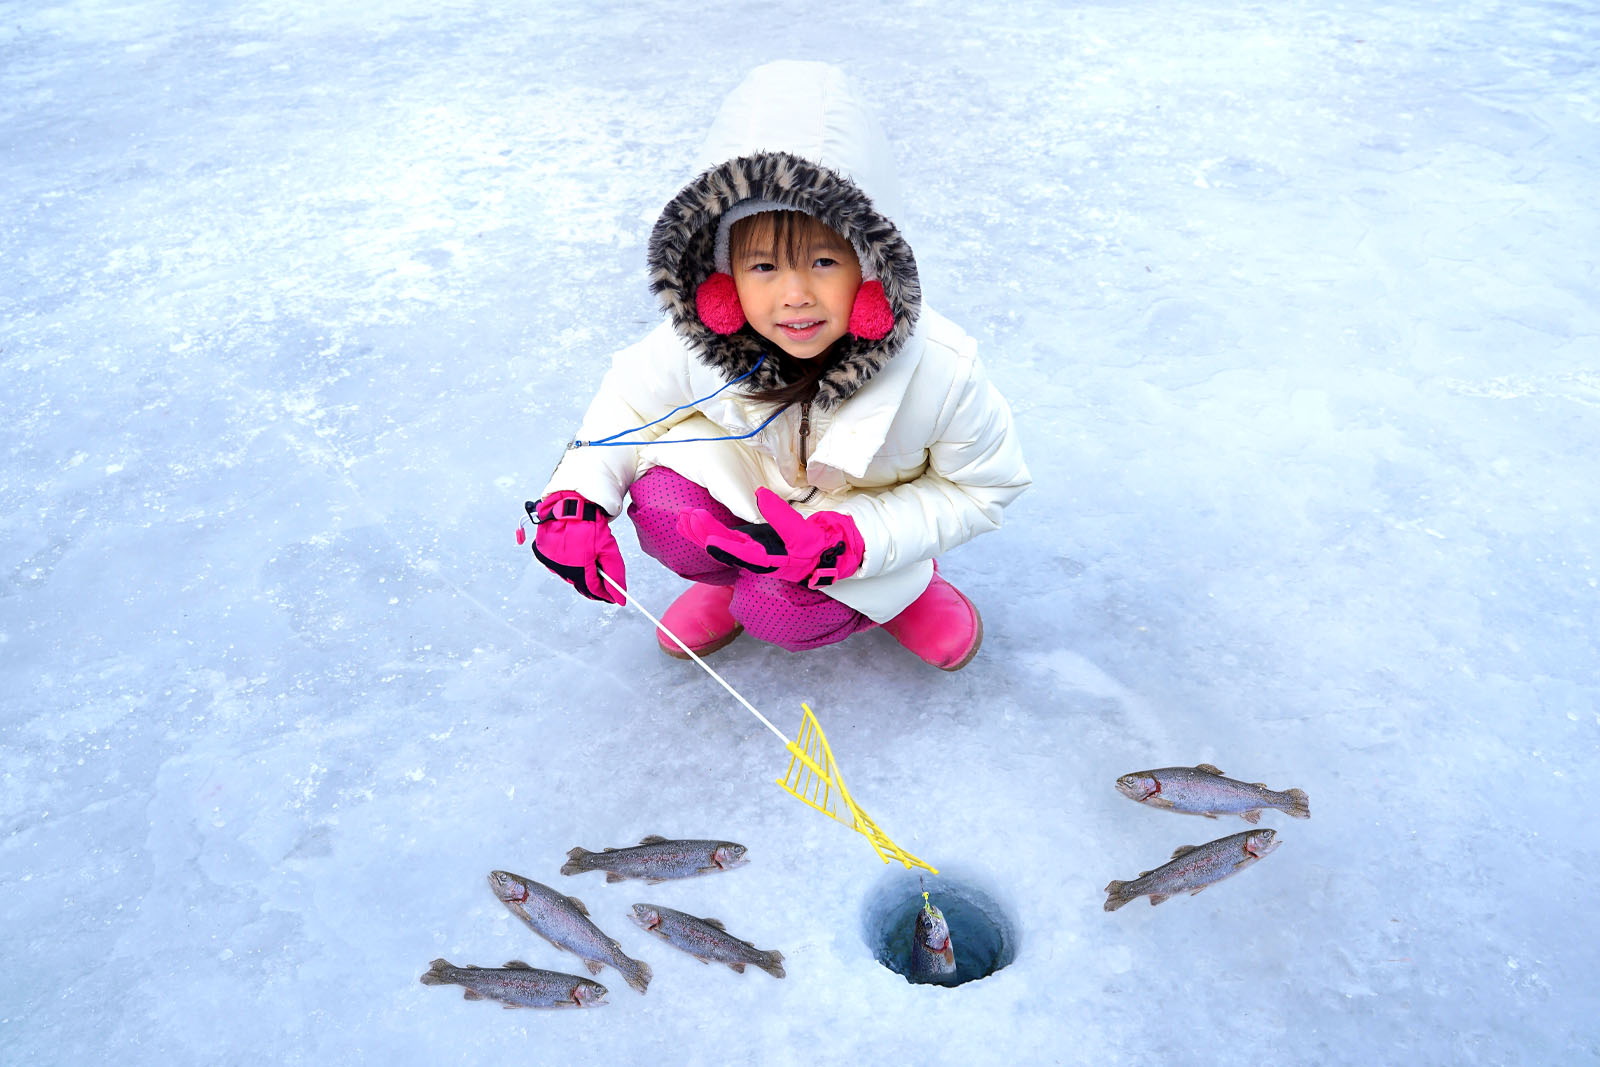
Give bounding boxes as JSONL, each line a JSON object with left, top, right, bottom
{"left": 847, "top": 280, "right": 894, "bottom": 340}
{"left": 695, "top": 272, "right": 746, "bottom": 334}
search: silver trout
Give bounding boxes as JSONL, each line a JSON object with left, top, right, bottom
{"left": 909, "top": 898, "right": 957, "bottom": 985}
{"left": 419, "top": 957, "right": 608, "bottom": 1009}
{"left": 561, "top": 835, "right": 749, "bottom": 883}
{"left": 1116, "top": 764, "right": 1309, "bottom": 823}
{"left": 628, "top": 903, "right": 785, "bottom": 978}
{"left": 1104, "top": 828, "right": 1280, "bottom": 911}
{"left": 488, "top": 870, "right": 653, "bottom": 994}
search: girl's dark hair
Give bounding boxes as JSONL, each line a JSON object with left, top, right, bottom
{"left": 727, "top": 210, "right": 853, "bottom": 408}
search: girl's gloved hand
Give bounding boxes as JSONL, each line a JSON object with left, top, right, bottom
{"left": 527, "top": 492, "right": 627, "bottom": 604}
{"left": 679, "top": 487, "right": 864, "bottom": 589}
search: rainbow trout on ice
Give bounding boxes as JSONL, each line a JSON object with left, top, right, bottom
{"left": 909, "top": 898, "right": 957, "bottom": 985}
{"left": 561, "top": 835, "right": 749, "bottom": 883}
{"left": 1104, "top": 829, "right": 1279, "bottom": 911}
{"left": 628, "top": 904, "right": 786, "bottom": 978}
{"left": 1115, "top": 764, "right": 1309, "bottom": 823}
{"left": 419, "top": 958, "right": 608, "bottom": 1009}
{"left": 488, "top": 870, "right": 652, "bottom": 994}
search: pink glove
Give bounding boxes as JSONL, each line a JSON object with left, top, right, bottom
{"left": 678, "top": 487, "right": 864, "bottom": 589}
{"left": 527, "top": 493, "right": 627, "bottom": 605}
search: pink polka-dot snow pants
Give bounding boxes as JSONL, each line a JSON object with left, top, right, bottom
{"left": 627, "top": 466, "right": 874, "bottom": 652}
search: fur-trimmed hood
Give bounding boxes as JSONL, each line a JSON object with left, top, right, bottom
{"left": 646, "top": 61, "right": 921, "bottom": 411}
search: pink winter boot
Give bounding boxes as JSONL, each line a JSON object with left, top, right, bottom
{"left": 881, "top": 572, "right": 984, "bottom": 671}
{"left": 657, "top": 582, "right": 743, "bottom": 659}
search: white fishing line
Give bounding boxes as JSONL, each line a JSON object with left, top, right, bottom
{"left": 597, "top": 567, "right": 790, "bottom": 747}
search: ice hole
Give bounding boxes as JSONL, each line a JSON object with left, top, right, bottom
{"left": 862, "top": 868, "right": 1017, "bottom": 987}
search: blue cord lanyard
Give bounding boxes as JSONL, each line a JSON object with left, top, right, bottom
{"left": 568, "top": 354, "right": 785, "bottom": 449}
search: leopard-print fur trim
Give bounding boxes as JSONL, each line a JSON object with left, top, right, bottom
{"left": 646, "top": 151, "right": 920, "bottom": 410}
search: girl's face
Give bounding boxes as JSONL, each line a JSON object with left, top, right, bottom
{"left": 730, "top": 213, "right": 863, "bottom": 360}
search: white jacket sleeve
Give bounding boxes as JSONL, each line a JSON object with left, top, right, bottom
{"left": 835, "top": 355, "right": 1031, "bottom": 579}
{"left": 540, "top": 325, "right": 697, "bottom": 516}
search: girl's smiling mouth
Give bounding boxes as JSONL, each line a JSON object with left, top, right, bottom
{"left": 779, "top": 320, "right": 824, "bottom": 340}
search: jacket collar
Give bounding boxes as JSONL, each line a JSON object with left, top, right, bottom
{"left": 808, "top": 328, "right": 924, "bottom": 478}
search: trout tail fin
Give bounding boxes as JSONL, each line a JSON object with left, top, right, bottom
{"left": 620, "top": 954, "right": 653, "bottom": 995}
{"left": 1281, "top": 788, "right": 1310, "bottom": 819}
{"left": 560, "top": 847, "right": 596, "bottom": 876}
{"left": 1103, "top": 880, "right": 1137, "bottom": 912}
{"left": 419, "top": 958, "right": 454, "bottom": 985}
{"left": 757, "top": 950, "right": 786, "bottom": 979}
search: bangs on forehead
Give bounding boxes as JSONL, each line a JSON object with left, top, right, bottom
{"left": 728, "top": 210, "right": 853, "bottom": 268}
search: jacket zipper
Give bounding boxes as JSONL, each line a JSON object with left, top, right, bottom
{"left": 796, "top": 399, "right": 818, "bottom": 503}
{"left": 798, "top": 399, "right": 811, "bottom": 472}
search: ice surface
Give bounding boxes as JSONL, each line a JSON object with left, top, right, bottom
{"left": 3, "top": 0, "right": 1597, "bottom": 1062}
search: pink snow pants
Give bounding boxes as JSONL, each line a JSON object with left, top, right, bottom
{"left": 627, "top": 466, "right": 874, "bottom": 652}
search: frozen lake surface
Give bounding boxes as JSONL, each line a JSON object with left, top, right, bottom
{"left": 3, "top": 0, "right": 1596, "bottom": 1062}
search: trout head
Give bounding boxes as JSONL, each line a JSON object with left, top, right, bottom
{"left": 629, "top": 904, "right": 663, "bottom": 932}
{"left": 712, "top": 844, "right": 749, "bottom": 870}
{"left": 1116, "top": 774, "right": 1161, "bottom": 803}
{"left": 1243, "top": 829, "right": 1279, "bottom": 859}
{"left": 574, "top": 980, "right": 609, "bottom": 1007}
{"left": 488, "top": 870, "right": 531, "bottom": 906}
{"left": 914, "top": 903, "right": 950, "bottom": 951}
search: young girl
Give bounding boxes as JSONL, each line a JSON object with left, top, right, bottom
{"left": 529, "top": 60, "right": 1029, "bottom": 671}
